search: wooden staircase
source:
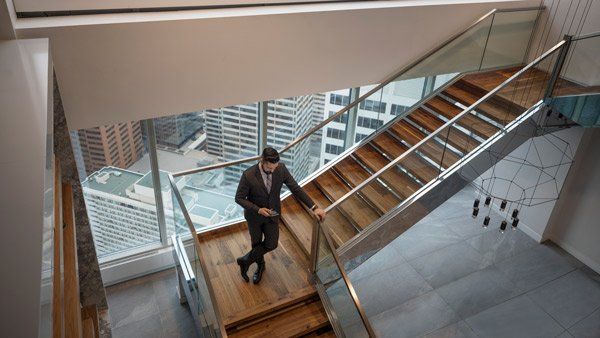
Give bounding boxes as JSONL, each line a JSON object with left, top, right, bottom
{"left": 193, "top": 66, "right": 584, "bottom": 336}
{"left": 53, "top": 158, "right": 102, "bottom": 338}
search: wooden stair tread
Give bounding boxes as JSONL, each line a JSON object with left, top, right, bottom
{"left": 370, "top": 131, "right": 409, "bottom": 158}
{"left": 227, "top": 299, "right": 330, "bottom": 338}
{"left": 407, "top": 109, "right": 480, "bottom": 154}
{"left": 425, "top": 96, "right": 499, "bottom": 139}
{"left": 314, "top": 170, "right": 351, "bottom": 200}
{"left": 334, "top": 158, "right": 400, "bottom": 213}
{"left": 303, "top": 182, "right": 357, "bottom": 247}
{"left": 353, "top": 146, "right": 422, "bottom": 199}
{"left": 315, "top": 171, "right": 380, "bottom": 229}
{"left": 389, "top": 120, "right": 460, "bottom": 168}
{"left": 461, "top": 67, "right": 538, "bottom": 109}
{"left": 198, "top": 223, "right": 317, "bottom": 328}
{"left": 354, "top": 143, "right": 389, "bottom": 171}
{"left": 443, "top": 84, "right": 520, "bottom": 124}
{"left": 333, "top": 157, "right": 372, "bottom": 186}
{"left": 371, "top": 132, "right": 438, "bottom": 183}
{"left": 460, "top": 67, "right": 517, "bottom": 92}
{"left": 281, "top": 196, "right": 316, "bottom": 256}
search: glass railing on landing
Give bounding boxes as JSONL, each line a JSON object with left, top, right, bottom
{"left": 551, "top": 32, "right": 600, "bottom": 98}
{"left": 546, "top": 32, "right": 600, "bottom": 127}
{"left": 313, "top": 219, "right": 376, "bottom": 337}
{"left": 169, "top": 6, "right": 542, "bottom": 235}
{"left": 169, "top": 174, "right": 226, "bottom": 338}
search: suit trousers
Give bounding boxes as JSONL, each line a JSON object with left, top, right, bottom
{"left": 246, "top": 217, "right": 279, "bottom": 265}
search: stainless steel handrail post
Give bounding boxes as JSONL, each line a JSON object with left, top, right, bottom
{"left": 544, "top": 34, "right": 573, "bottom": 99}
{"left": 310, "top": 219, "right": 321, "bottom": 274}
{"left": 144, "top": 119, "right": 169, "bottom": 246}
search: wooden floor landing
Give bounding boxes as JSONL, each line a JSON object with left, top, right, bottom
{"left": 197, "top": 222, "right": 317, "bottom": 329}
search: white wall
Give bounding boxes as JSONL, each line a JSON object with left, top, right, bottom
{"left": 0, "top": 38, "right": 52, "bottom": 338}
{"left": 527, "top": 0, "right": 600, "bottom": 86}
{"left": 545, "top": 129, "right": 600, "bottom": 274}
{"left": 14, "top": 0, "right": 536, "bottom": 130}
{"left": 1, "top": 0, "right": 17, "bottom": 39}
{"left": 473, "top": 127, "right": 585, "bottom": 242}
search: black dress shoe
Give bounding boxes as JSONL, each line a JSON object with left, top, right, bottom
{"left": 236, "top": 257, "right": 250, "bottom": 282}
{"left": 253, "top": 263, "right": 266, "bottom": 284}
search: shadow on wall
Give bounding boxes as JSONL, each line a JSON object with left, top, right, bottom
{"left": 545, "top": 128, "right": 600, "bottom": 274}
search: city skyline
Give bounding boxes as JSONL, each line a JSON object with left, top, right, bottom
{"left": 73, "top": 88, "right": 419, "bottom": 257}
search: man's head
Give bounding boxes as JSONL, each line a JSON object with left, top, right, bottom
{"left": 260, "top": 147, "right": 280, "bottom": 174}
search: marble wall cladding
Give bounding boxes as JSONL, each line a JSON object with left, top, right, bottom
{"left": 53, "top": 74, "right": 108, "bottom": 311}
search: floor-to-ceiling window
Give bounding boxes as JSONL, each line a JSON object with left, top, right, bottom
{"left": 71, "top": 121, "right": 163, "bottom": 260}
{"left": 70, "top": 76, "right": 442, "bottom": 263}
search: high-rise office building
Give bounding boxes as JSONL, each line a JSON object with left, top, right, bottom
{"left": 311, "top": 93, "right": 325, "bottom": 132}
{"left": 267, "top": 96, "right": 315, "bottom": 180}
{"left": 204, "top": 96, "right": 318, "bottom": 183}
{"left": 204, "top": 103, "right": 259, "bottom": 161}
{"left": 154, "top": 112, "right": 204, "bottom": 149}
{"left": 82, "top": 167, "right": 161, "bottom": 257}
{"left": 82, "top": 166, "right": 241, "bottom": 256}
{"left": 71, "top": 121, "right": 145, "bottom": 177}
{"left": 320, "top": 81, "right": 422, "bottom": 165}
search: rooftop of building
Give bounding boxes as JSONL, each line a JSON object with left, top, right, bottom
{"left": 189, "top": 204, "right": 218, "bottom": 219}
{"left": 136, "top": 170, "right": 172, "bottom": 192}
{"left": 181, "top": 186, "right": 238, "bottom": 215}
{"left": 82, "top": 167, "right": 143, "bottom": 197}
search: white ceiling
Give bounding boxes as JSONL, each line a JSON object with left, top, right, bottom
{"left": 14, "top": 0, "right": 332, "bottom": 13}
{"left": 15, "top": 0, "right": 537, "bottom": 130}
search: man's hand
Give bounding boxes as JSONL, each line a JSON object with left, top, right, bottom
{"left": 313, "top": 207, "right": 326, "bottom": 221}
{"left": 258, "top": 208, "right": 272, "bottom": 217}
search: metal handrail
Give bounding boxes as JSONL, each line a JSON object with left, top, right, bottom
{"left": 572, "top": 30, "right": 600, "bottom": 41}
{"left": 168, "top": 174, "right": 228, "bottom": 337}
{"left": 171, "top": 6, "right": 543, "bottom": 178}
{"left": 322, "top": 38, "right": 567, "bottom": 214}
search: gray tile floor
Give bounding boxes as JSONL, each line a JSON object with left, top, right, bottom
{"left": 106, "top": 185, "right": 600, "bottom": 338}
{"left": 331, "top": 185, "right": 600, "bottom": 338}
{"left": 106, "top": 269, "right": 198, "bottom": 338}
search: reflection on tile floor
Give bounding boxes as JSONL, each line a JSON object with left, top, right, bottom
{"left": 332, "top": 185, "right": 600, "bottom": 338}
{"left": 106, "top": 269, "right": 197, "bottom": 338}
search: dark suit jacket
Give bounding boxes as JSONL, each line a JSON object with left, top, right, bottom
{"left": 235, "top": 162, "right": 315, "bottom": 224}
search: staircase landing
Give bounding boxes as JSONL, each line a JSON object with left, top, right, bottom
{"left": 197, "top": 222, "right": 326, "bottom": 334}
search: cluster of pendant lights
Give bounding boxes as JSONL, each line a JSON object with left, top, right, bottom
{"left": 472, "top": 196, "right": 519, "bottom": 233}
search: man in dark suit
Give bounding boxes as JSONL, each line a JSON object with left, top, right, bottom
{"left": 235, "top": 147, "right": 326, "bottom": 284}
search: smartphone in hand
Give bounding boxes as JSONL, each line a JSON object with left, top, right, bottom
{"left": 268, "top": 209, "right": 279, "bottom": 217}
